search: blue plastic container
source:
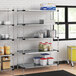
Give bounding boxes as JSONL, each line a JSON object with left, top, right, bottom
{"left": 33, "top": 57, "right": 41, "bottom": 65}
{"left": 40, "top": 7, "right": 56, "bottom": 10}
{"left": 41, "top": 53, "right": 50, "bottom": 58}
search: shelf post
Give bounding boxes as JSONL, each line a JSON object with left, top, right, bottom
{"left": 57, "top": 9, "right": 60, "bottom": 65}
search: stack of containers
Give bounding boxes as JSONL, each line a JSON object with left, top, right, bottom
{"left": 1, "top": 57, "right": 10, "bottom": 70}
{"left": 33, "top": 53, "right": 54, "bottom": 66}
{"left": 0, "top": 45, "right": 11, "bottom": 70}
{"left": 0, "top": 46, "right": 11, "bottom": 55}
{"left": 33, "top": 57, "right": 41, "bottom": 65}
{"left": 39, "top": 42, "right": 52, "bottom": 52}
{"left": 40, "top": 3, "right": 56, "bottom": 10}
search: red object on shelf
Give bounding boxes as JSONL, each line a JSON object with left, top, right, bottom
{"left": 47, "top": 57, "right": 54, "bottom": 59}
{"left": 40, "top": 58, "right": 47, "bottom": 60}
{"left": 49, "top": 43, "right": 52, "bottom": 44}
{"left": 45, "top": 42, "right": 48, "bottom": 43}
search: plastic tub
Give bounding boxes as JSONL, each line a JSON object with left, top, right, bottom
{"left": 41, "top": 53, "right": 50, "bottom": 58}
{"left": 40, "top": 58, "right": 47, "bottom": 66}
{"left": 4, "top": 46, "right": 10, "bottom": 55}
{"left": 33, "top": 57, "right": 41, "bottom": 65}
{"left": 47, "top": 57, "right": 54, "bottom": 65}
{"left": 0, "top": 46, "right": 4, "bottom": 55}
{"left": 40, "top": 3, "right": 56, "bottom": 10}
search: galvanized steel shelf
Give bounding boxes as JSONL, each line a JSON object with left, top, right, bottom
{"left": 17, "top": 37, "right": 53, "bottom": 40}
{"left": 0, "top": 55, "right": 11, "bottom": 57}
{"left": 16, "top": 8, "right": 59, "bottom": 71}
{"left": 17, "top": 10, "right": 55, "bottom": 12}
{"left": 17, "top": 49, "right": 58, "bottom": 54}
{"left": 18, "top": 63, "right": 57, "bottom": 69}
{"left": 0, "top": 24, "right": 14, "bottom": 26}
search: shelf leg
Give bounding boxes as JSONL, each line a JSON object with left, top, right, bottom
{"left": 12, "top": 54, "right": 15, "bottom": 76}
{"left": 22, "top": 53, "right": 25, "bottom": 75}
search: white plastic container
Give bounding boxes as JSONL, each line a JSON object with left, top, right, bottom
{"left": 40, "top": 3, "right": 56, "bottom": 7}
{"left": 4, "top": 21, "right": 11, "bottom": 25}
{"left": 47, "top": 57, "right": 54, "bottom": 65}
{"left": 33, "top": 57, "right": 41, "bottom": 65}
{"left": 40, "top": 58, "right": 47, "bottom": 66}
{"left": 40, "top": 3, "right": 56, "bottom": 10}
{"left": 41, "top": 53, "right": 50, "bottom": 58}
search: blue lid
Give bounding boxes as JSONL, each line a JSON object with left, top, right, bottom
{"left": 33, "top": 57, "right": 41, "bottom": 59}
{"left": 41, "top": 53, "right": 49, "bottom": 55}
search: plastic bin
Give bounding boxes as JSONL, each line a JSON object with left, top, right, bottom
{"left": 40, "top": 58, "right": 47, "bottom": 66}
{"left": 67, "top": 46, "right": 76, "bottom": 67}
{"left": 41, "top": 53, "right": 50, "bottom": 58}
{"left": 33, "top": 57, "right": 41, "bottom": 65}
{"left": 40, "top": 3, "right": 56, "bottom": 10}
{"left": 47, "top": 57, "right": 54, "bottom": 65}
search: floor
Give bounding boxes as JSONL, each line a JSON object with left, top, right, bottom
{"left": 0, "top": 64, "right": 76, "bottom": 76}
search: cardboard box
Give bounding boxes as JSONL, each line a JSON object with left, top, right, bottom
{"left": 2, "top": 61, "right": 10, "bottom": 70}
{"left": 2, "top": 57, "right": 10, "bottom": 61}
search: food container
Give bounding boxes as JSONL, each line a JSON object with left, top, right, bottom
{"left": 48, "top": 43, "right": 52, "bottom": 51}
{"left": 2, "top": 61, "right": 10, "bottom": 70}
{"left": 43, "top": 43, "right": 48, "bottom": 52}
{"left": 40, "top": 58, "right": 47, "bottom": 66}
{"left": 4, "top": 46, "right": 11, "bottom": 55}
{"left": 47, "top": 57, "right": 54, "bottom": 65}
{"left": 39, "top": 42, "right": 43, "bottom": 51}
{"left": 0, "top": 46, "right": 4, "bottom": 55}
{"left": 41, "top": 53, "right": 50, "bottom": 58}
{"left": 2, "top": 57, "right": 10, "bottom": 61}
{"left": 40, "top": 3, "right": 56, "bottom": 10}
{"left": 33, "top": 57, "right": 41, "bottom": 65}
